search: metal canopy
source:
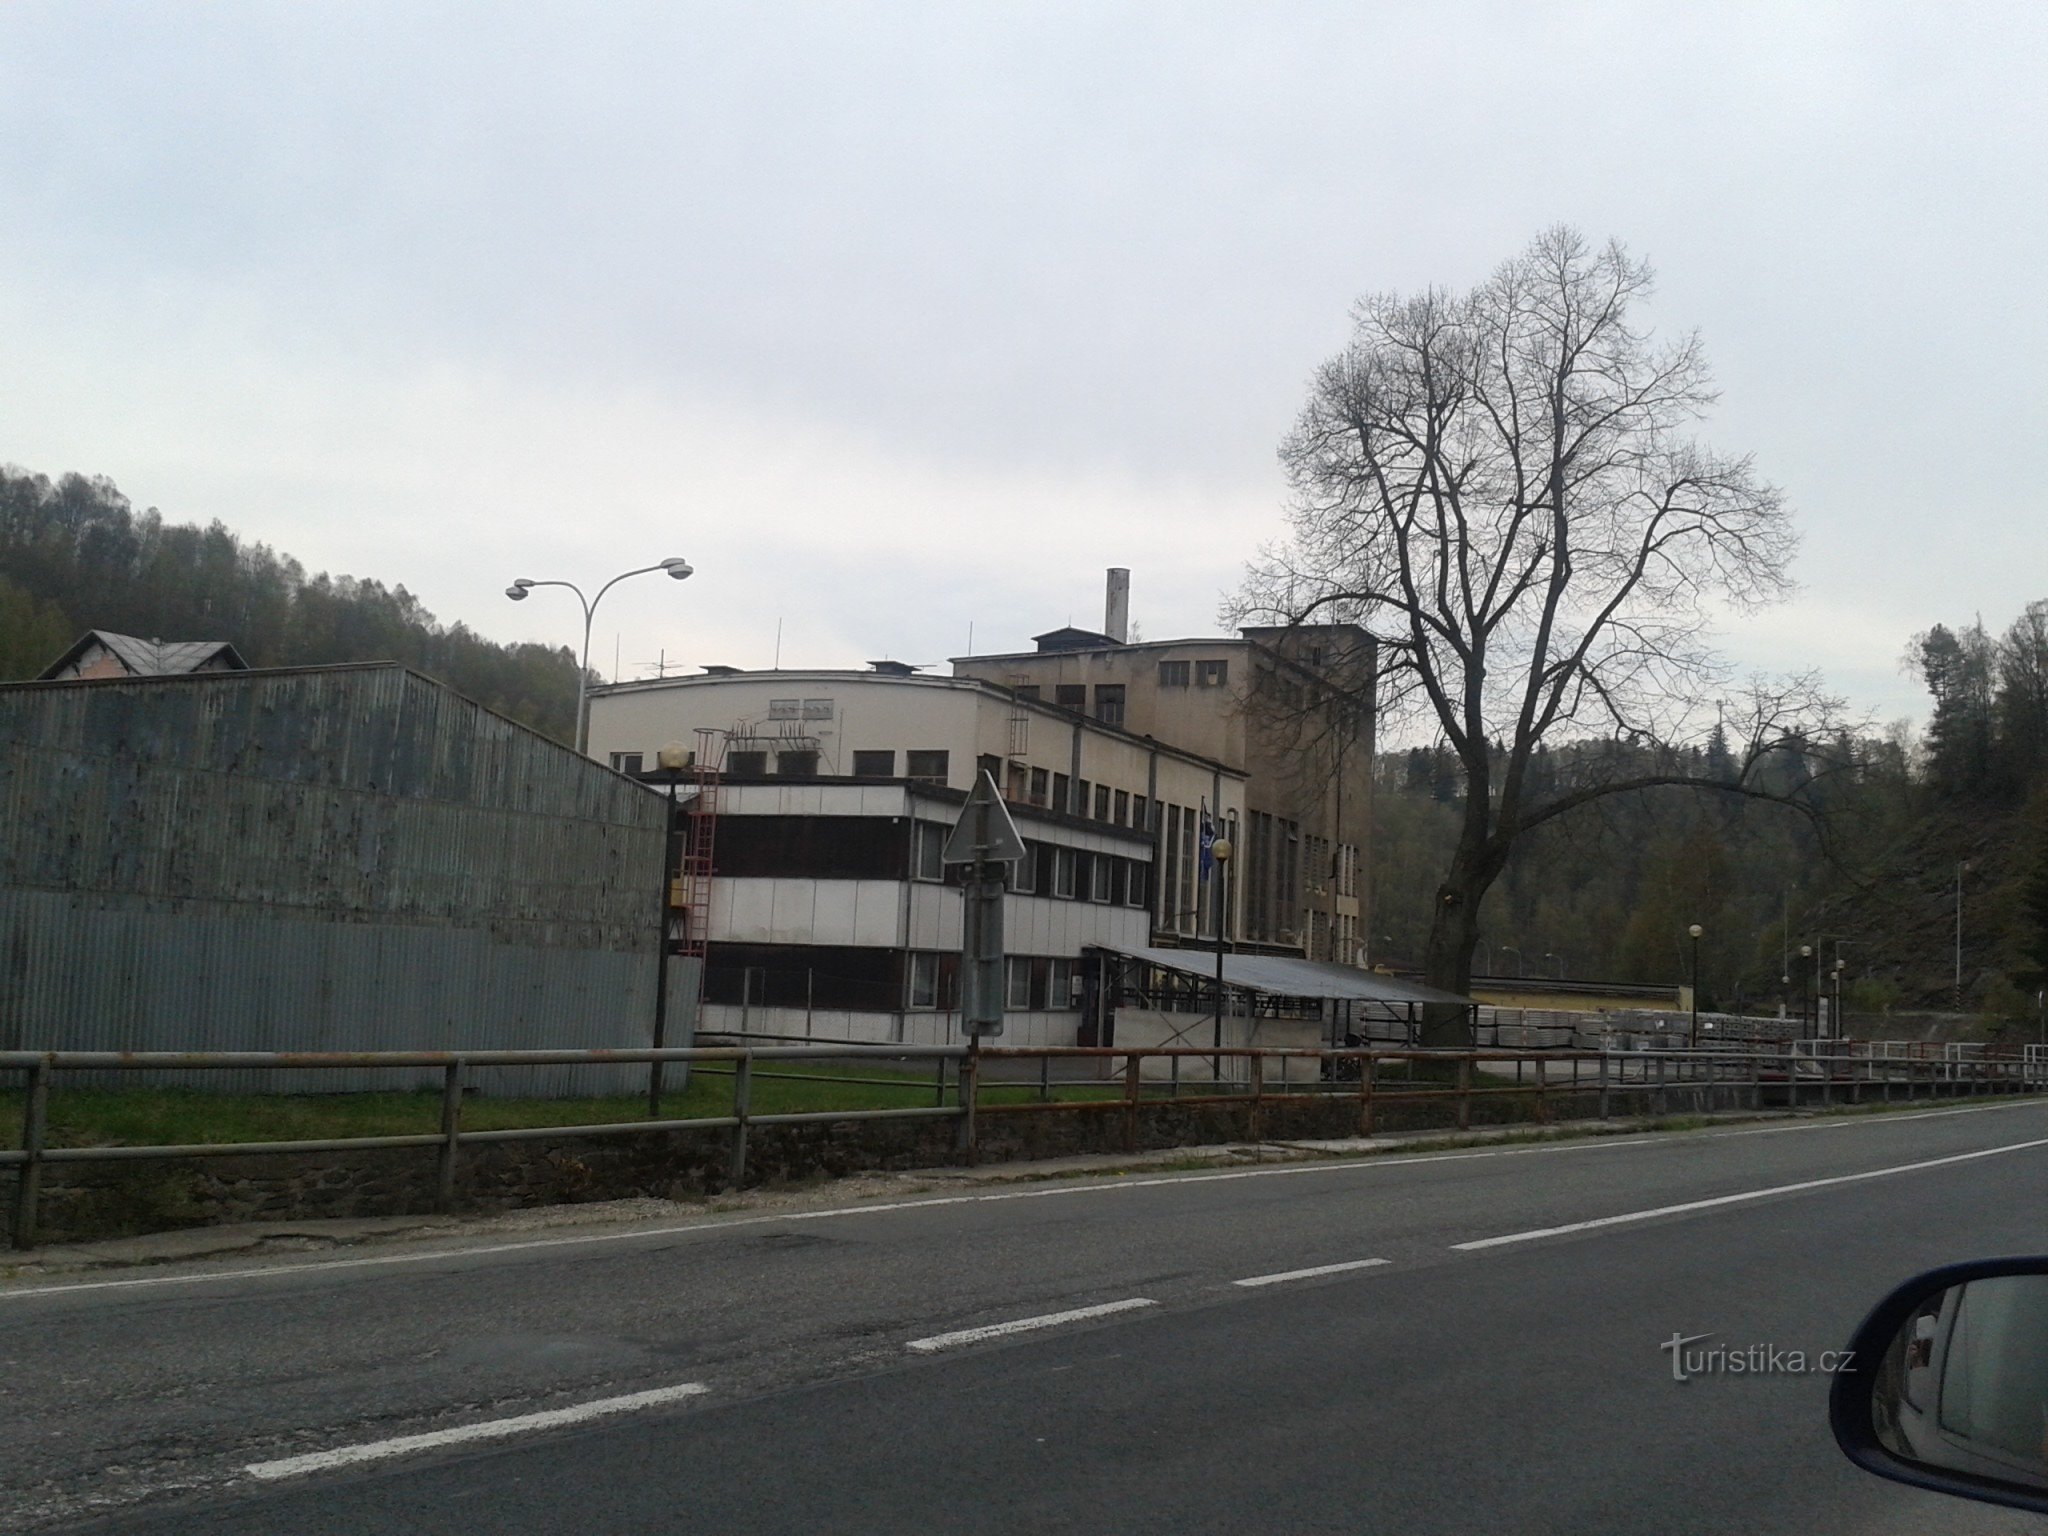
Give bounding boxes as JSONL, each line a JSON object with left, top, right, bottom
{"left": 1097, "top": 942, "right": 1476, "bottom": 1007}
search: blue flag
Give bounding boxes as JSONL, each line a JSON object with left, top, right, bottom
{"left": 1199, "top": 801, "right": 1215, "bottom": 880}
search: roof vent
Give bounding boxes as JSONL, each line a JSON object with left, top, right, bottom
{"left": 867, "top": 660, "right": 924, "bottom": 676}
{"left": 700, "top": 665, "right": 741, "bottom": 676}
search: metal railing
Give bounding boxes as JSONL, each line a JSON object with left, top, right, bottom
{"left": 5, "top": 1041, "right": 2042, "bottom": 1250}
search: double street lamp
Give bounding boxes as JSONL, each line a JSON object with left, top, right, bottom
{"left": 506, "top": 557, "right": 695, "bottom": 753}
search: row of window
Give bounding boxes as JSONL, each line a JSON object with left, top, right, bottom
{"left": 707, "top": 747, "right": 951, "bottom": 783}
{"left": 905, "top": 952, "right": 1082, "bottom": 1012}
{"left": 910, "top": 821, "right": 1151, "bottom": 908}
{"left": 993, "top": 757, "right": 1147, "bottom": 830}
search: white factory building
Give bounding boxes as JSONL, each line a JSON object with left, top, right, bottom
{"left": 586, "top": 665, "right": 1248, "bottom": 1046}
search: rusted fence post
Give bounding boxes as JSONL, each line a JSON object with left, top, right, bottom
{"left": 729, "top": 1051, "right": 754, "bottom": 1189}
{"left": 1456, "top": 1057, "right": 1471, "bottom": 1131}
{"left": 1597, "top": 1052, "right": 1611, "bottom": 1120}
{"left": 956, "top": 1042, "right": 979, "bottom": 1160}
{"left": 1359, "top": 1053, "right": 1375, "bottom": 1138}
{"left": 1249, "top": 1052, "right": 1266, "bottom": 1142}
{"left": 10, "top": 1060, "right": 50, "bottom": 1251}
{"left": 435, "top": 1060, "right": 465, "bottom": 1214}
{"left": 1123, "top": 1052, "right": 1142, "bottom": 1153}
{"left": 1534, "top": 1055, "right": 1549, "bottom": 1124}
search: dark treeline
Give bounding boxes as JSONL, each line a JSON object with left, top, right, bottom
{"left": 0, "top": 467, "right": 578, "bottom": 741}
{"left": 1373, "top": 602, "right": 2048, "bottom": 1023}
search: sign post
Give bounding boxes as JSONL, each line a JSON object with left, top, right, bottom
{"left": 942, "top": 770, "right": 1028, "bottom": 1039}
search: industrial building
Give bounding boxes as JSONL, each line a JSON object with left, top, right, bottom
{"left": 953, "top": 569, "right": 1376, "bottom": 964}
{"left": 0, "top": 663, "right": 691, "bottom": 1090}
{"left": 587, "top": 665, "right": 1249, "bottom": 1046}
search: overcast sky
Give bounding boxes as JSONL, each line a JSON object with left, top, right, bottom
{"left": 2, "top": 2, "right": 2043, "bottom": 730}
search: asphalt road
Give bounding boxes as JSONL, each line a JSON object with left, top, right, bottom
{"left": 8, "top": 1099, "right": 2048, "bottom": 1534}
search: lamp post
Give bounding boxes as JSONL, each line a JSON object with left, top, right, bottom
{"left": 1832, "top": 957, "right": 1846, "bottom": 1042}
{"left": 1210, "top": 834, "right": 1233, "bottom": 1084}
{"left": 1545, "top": 951, "right": 1566, "bottom": 980}
{"left": 1500, "top": 944, "right": 1523, "bottom": 976}
{"left": 1687, "top": 924, "right": 1703, "bottom": 1047}
{"left": 648, "top": 741, "right": 689, "bottom": 1115}
{"left": 1954, "top": 860, "right": 1969, "bottom": 1009}
{"left": 506, "top": 557, "right": 694, "bottom": 754}
{"left": 1799, "top": 944, "right": 1814, "bottom": 1039}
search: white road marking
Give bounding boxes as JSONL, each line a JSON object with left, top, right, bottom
{"left": 6, "top": 1098, "right": 2041, "bottom": 1302}
{"left": 1451, "top": 1134, "right": 2048, "bottom": 1251}
{"left": 1233, "top": 1258, "right": 1390, "bottom": 1288}
{"left": 243, "top": 1382, "right": 711, "bottom": 1481}
{"left": 905, "top": 1299, "right": 1156, "bottom": 1353}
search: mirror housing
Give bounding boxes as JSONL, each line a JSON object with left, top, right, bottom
{"left": 1832, "top": 1257, "right": 2048, "bottom": 1515}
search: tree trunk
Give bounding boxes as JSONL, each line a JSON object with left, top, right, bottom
{"left": 1420, "top": 867, "right": 1487, "bottom": 1047}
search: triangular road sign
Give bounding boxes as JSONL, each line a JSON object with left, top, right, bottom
{"left": 942, "top": 769, "right": 1028, "bottom": 865}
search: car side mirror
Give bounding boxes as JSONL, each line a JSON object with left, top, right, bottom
{"left": 1832, "top": 1258, "right": 2048, "bottom": 1515}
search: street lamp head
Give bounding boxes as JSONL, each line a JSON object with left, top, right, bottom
{"left": 661, "top": 558, "right": 694, "bottom": 581}
{"left": 1688, "top": 924, "right": 1703, "bottom": 939}
{"left": 656, "top": 741, "right": 690, "bottom": 773}
{"left": 1800, "top": 944, "right": 1813, "bottom": 958}
{"left": 504, "top": 585, "right": 529, "bottom": 601}
{"left": 1210, "top": 837, "right": 1233, "bottom": 863}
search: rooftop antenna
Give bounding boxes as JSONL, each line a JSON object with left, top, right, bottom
{"left": 967, "top": 621, "right": 974, "bottom": 655}
{"left": 774, "top": 617, "right": 783, "bottom": 670}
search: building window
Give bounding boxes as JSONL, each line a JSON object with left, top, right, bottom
{"left": 907, "top": 952, "right": 940, "bottom": 1010}
{"left": 609, "top": 751, "right": 644, "bottom": 775}
{"left": 802, "top": 698, "right": 834, "bottom": 719}
{"left": 905, "top": 750, "right": 949, "bottom": 785}
{"left": 1054, "top": 847, "right": 1077, "bottom": 898}
{"left": 1076, "top": 779, "right": 1090, "bottom": 817}
{"left": 913, "top": 821, "right": 947, "bottom": 881}
{"left": 1197, "top": 659, "right": 1229, "bottom": 687}
{"left": 1029, "top": 766, "right": 1050, "bottom": 806}
{"left": 976, "top": 753, "right": 1003, "bottom": 786}
{"left": 1053, "top": 773, "right": 1070, "bottom": 814}
{"left": 1054, "top": 684, "right": 1086, "bottom": 711}
{"left": 1158, "top": 659, "right": 1190, "bottom": 688}
{"left": 1127, "top": 862, "right": 1149, "bottom": 908}
{"left": 1113, "top": 789, "right": 1129, "bottom": 826}
{"left": 1094, "top": 684, "right": 1126, "bottom": 728}
{"left": 776, "top": 750, "right": 819, "bottom": 777}
{"left": 768, "top": 698, "right": 801, "bottom": 720}
{"left": 1049, "top": 958, "right": 1078, "bottom": 1010}
{"left": 726, "top": 750, "right": 767, "bottom": 775}
{"left": 1007, "top": 761, "right": 1030, "bottom": 801}
{"left": 852, "top": 749, "right": 895, "bottom": 777}
{"left": 1093, "top": 783, "right": 1111, "bottom": 821}
{"left": 1011, "top": 841, "right": 1038, "bottom": 894}
{"left": 1014, "top": 684, "right": 1040, "bottom": 702}
{"left": 1092, "top": 856, "right": 1114, "bottom": 903}
{"left": 1006, "top": 956, "right": 1033, "bottom": 1010}
{"left": 1132, "top": 793, "right": 1147, "bottom": 830}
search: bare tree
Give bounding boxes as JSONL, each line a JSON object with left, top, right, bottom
{"left": 1237, "top": 227, "right": 1845, "bottom": 1041}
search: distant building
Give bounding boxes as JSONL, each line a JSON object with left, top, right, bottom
{"left": 587, "top": 665, "right": 1249, "bottom": 1046}
{"left": 0, "top": 663, "right": 687, "bottom": 1090}
{"left": 37, "top": 630, "right": 248, "bottom": 681}
{"left": 953, "top": 570, "right": 1375, "bottom": 964}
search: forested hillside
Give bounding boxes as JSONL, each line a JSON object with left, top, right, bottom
{"left": 0, "top": 466, "right": 578, "bottom": 741}
{"left": 1371, "top": 602, "right": 2048, "bottom": 1022}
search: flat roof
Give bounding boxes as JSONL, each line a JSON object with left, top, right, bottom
{"left": 1099, "top": 942, "right": 1476, "bottom": 1008}
{"left": 589, "top": 668, "right": 1247, "bottom": 778}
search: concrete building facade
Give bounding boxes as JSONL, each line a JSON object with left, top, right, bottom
{"left": 587, "top": 667, "right": 1250, "bottom": 1045}
{"left": 953, "top": 604, "right": 1374, "bottom": 964}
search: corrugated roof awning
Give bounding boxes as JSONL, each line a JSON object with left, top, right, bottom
{"left": 1094, "top": 943, "right": 1475, "bottom": 1007}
